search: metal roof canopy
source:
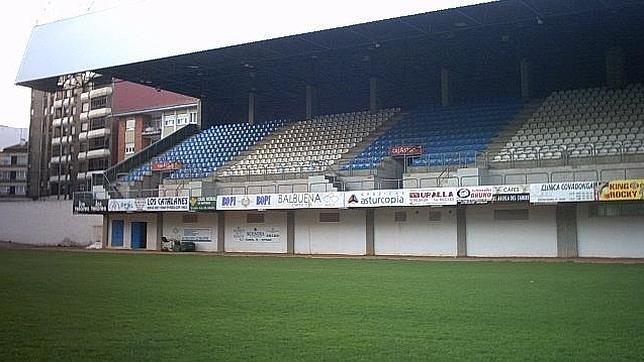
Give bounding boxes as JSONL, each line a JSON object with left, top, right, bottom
{"left": 17, "top": 0, "right": 644, "bottom": 108}
{"left": 17, "top": 0, "right": 493, "bottom": 88}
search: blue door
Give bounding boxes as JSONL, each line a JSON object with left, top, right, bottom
{"left": 111, "top": 220, "right": 124, "bottom": 247}
{"left": 131, "top": 222, "right": 147, "bottom": 249}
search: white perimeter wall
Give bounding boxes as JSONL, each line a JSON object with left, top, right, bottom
{"left": 294, "top": 209, "right": 366, "bottom": 255}
{"left": 374, "top": 207, "right": 457, "bottom": 256}
{"left": 225, "top": 211, "right": 287, "bottom": 253}
{"left": 466, "top": 204, "right": 557, "bottom": 257}
{"left": 108, "top": 213, "right": 159, "bottom": 250}
{"left": 577, "top": 203, "right": 644, "bottom": 258}
{"left": 162, "top": 212, "right": 218, "bottom": 252}
{"left": 0, "top": 200, "right": 102, "bottom": 246}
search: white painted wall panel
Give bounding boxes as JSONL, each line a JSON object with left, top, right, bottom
{"left": 0, "top": 200, "right": 101, "bottom": 246}
{"left": 225, "top": 211, "right": 287, "bottom": 253}
{"left": 577, "top": 204, "right": 644, "bottom": 258}
{"left": 162, "top": 212, "right": 218, "bottom": 252}
{"left": 374, "top": 207, "right": 457, "bottom": 256}
{"left": 294, "top": 209, "right": 366, "bottom": 255}
{"left": 466, "top": 204, "right": 557, "bottom": 257}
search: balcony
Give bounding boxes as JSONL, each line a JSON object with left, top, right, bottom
{"left": 52, "top": 118, "right": 62, "bottom": 127}
{"left": 79, "top": 149, "right": 110, "bottom": 160}
{"left": 79, "top": 128, "right": 110, "bottom": 140}
{"left": 88, "top": 108, "right": 111, "bottom": 119}
{"left": 77, "top": 170, "right": 105, "bottom": 180}
{"left": 89, "top": 87, "right": 112, "bottom": 98}
{"left": 49, "top": 174, "right": 70, "bottom": 183}
{"left": 50, "top": 155, "right": 71, "bottom": 164}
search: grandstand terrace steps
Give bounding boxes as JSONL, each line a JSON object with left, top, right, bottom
{"left": 333, "top": 111, "right": 406, "bottom": 174}
{"left": 121, "top": 120, "right": 286, "bottom": 183}
{"left": 484, "top": 99, "right": 544, "bottom": 156}
{"left": 491, "top": 84, "right": 644, "bottom": 165}
{"left": 218, "top": 109, "right": 399, "bottom": 179}
{"left": 344, "top": 100, "right": 524, "bottom": 171}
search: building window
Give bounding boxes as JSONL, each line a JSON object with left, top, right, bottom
{"left": 90, "top": 117, "right": 106, "bottom": 131}
{"left": 176, "top": 113, "right": 188, "bottom": 126}
{"left": 14, "top": 185, "right": 26, "bottom": 196}
{"left": 0, "top": 171, "right": 9, "bottom": 180}
{"left": 90, "top": 96, "right": 107, "bottom": 109}
{"left": 163, "top": 114, "right": 176, "bottom": 127}
{"left": 16, "top": 171, "right": 27, "bottom": 181}
{"left": 428, "top": 211, "right": 442, "bottom": 222}
{"left": 246, "top": 213, "right": 265, "bottom": 224}
{"left": 189, "top": 111, "right": 198, "bottom": 124}
{"left": 125, "top": 143, "right": 135, "bottom": 155}
{"left": 81, "top": 122, "right": 88, "bottom": 132}
{"left": 319, "top": 212, "right": 340, "bottom": 223}
{"left": 126, "top": 119, "right": 135, "bottom": 131}
{"left": 589, "top": 203, "right": 644, "bottom": 217}
{"left": 182, "top": 214, "right": 198, "bottom": 223}
{"left": 82, "top": 102, "right": 89, "bottom": 112}
{"left": 394, "top": 211, "right": 407, "bottom": 222}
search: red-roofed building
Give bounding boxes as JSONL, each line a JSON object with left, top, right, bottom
{"left": 111, "top": 80, "right": 199, "bottom": 163}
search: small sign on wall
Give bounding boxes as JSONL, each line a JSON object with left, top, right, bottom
{"left": 182, "top": 228, "right": 212, "bottom": 242}
{"left": 232, "top": 226, "right": 281, "bottom": 243}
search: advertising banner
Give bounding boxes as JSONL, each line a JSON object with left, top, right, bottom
{"left": 232, "top": 226, "right": 281, "bottom": 243}
{"left": 597, "top": 179, "right": 644, "bottom": 201}
{"left": 275, "top": 192, "right": 345, "bottom": 209}
{"left": 456, "top": 186, "right": 494, "bottom": 204}
{"left": 345, "top": 189, "right": 408, "bottom": 208}
{"left": 492, "top": 184, "right": 530, "bottom": 202}
{"left": 144, "top": 197, "right": 190, "bottom": 211}
{"left": 492, "top": 194, "right": 530, "bottom": 202}
{"left": 217, "top": 192, "right": 344, "bottom": 210}
{"left": 151, "top": 160, "right": 182, "bottom": 172}
{"left": 389, "top": 145, "right": 423, "bottom": 157}
{"left": 493, "top": 184, "right": 530, "bottom": 195}
{"left": 182, "top": 228, "right": 213, "bottom": 242}
{"left": 407, "top": 188, "right": 457, "bottom": 206}
{"left": 189, "top": 196, "right": 217, "bottom": 211}
{"left": 529, "top": 182, "right": 596, "bottom": 203}
{"left": 73, "top": 198, "right": 108, "bottom": 214}
{"left": 108, "top": 198, "right": 145, "bottom": 212}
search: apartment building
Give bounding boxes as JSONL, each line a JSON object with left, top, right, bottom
{"left": 29, "top": 73, "right": 113, "bottom": 199}
{"left": 0, "top": 142, "right": 28, "bottom": 198}
{"left": 111, "top": 80, "right": 198, "bottom": 163}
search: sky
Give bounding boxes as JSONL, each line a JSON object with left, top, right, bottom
{"left": 1, "top": 0, "right": 489, "bottom": 130}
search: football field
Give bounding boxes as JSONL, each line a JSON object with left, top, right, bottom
{"left": 0, "top": 249, "right": 642, "bottom": 360}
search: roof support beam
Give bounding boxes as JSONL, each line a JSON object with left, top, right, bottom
{"left": 456, "top": 9, "right": 484, "bottom": 26}
{"left": 517, "top": 0, "right": 544, "bottom": 20}
{"left": 297, "top": 35, "right": 332, "bottom": 51}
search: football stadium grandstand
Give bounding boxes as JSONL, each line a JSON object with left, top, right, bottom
{"left": 15, "top": 0, "right": 644, "bottom": 258}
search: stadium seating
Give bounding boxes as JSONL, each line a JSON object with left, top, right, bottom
{"left": 220, "top": 109, "right": 398, "bottom": 176}
{"left": 344, "top": 100, "right": 522, "bottom": 170}
{"left": 122, "top": 119, "right": 287, "bottom": 181}
{"left": 493, "top": 84, "right": 644, "bottom": 162}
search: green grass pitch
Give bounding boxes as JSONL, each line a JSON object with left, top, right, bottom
{"left": 0, "top": 249, "right": 642, "bottom": 360}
